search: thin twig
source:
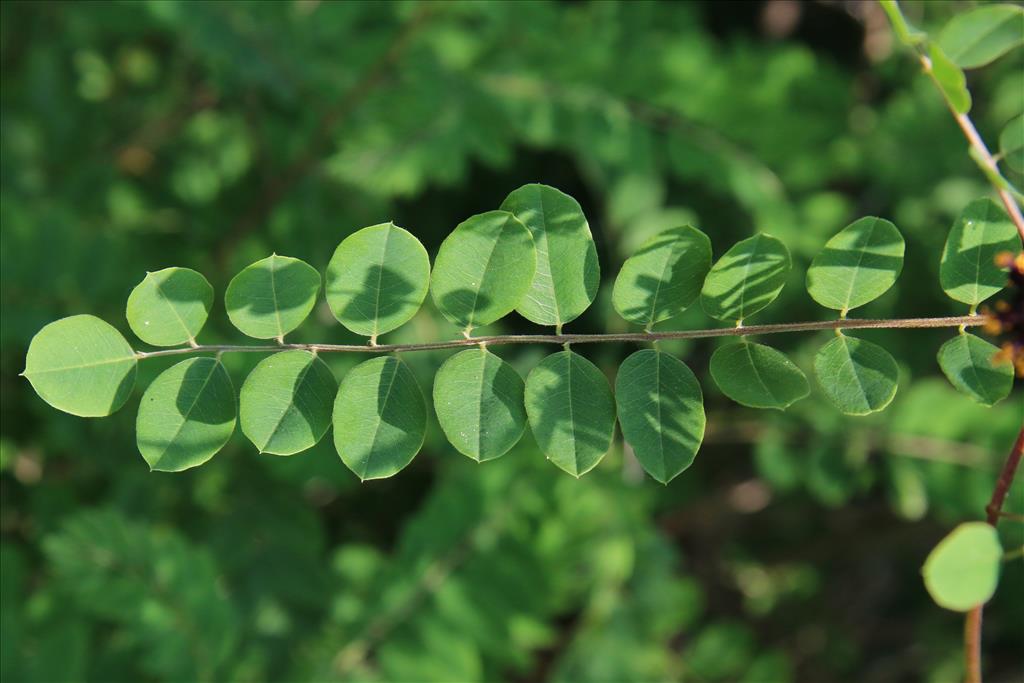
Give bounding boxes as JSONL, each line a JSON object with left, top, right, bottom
{"left": 133, "top": 315, "right": 984, "bottom": 359}
{"left": 916, "top": 58, "right": 1024, "bottom": 242}
{"left": 964, "top": 427, "right": 1024, "bottom": 683}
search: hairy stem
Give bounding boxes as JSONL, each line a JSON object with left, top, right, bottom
{"left": 964, "top": 427, "right": 1024, "bottom": 683}
{"left": 134, "top": 315, "right": 983, "bottom": 358}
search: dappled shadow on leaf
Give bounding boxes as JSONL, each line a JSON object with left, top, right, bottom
{"left": 174, "top": 359, "right": 235, "bottom": 425}
{"left": 328, "top": 264, "right": 417, "bottom": 331}
{"left": 809, "top": 220, "right": 903, "bottom": 300}
{"left": 702, "top": 245, "right": 789, "bottom": 321}
{"left": 440, "top": 288, "right": 492, "bottom": 329}
{"left": 528, "top": 352, "right": 613, "bottom": 477}
{"left": 230, "top": 258, "right": 319, "bottom": 317}
{"left": 152, "top": 268, "right": 213, "bottom": 306}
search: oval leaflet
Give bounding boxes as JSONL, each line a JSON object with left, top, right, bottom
{"left": 23, "top": 315, "right": 138, "bottom": 418}
{"left": 325, "top": 223, "right": 431, "bottom": 339}
{"left": 136, "top": 357, "right": 236, "bottom": 472}
{"left": 240, "top": 350, "right": 337, "bottom": 455}
{"left": 432, "top": 348, "right": 526, "bottom": 462}
{"left": 332, "top": 356, "right": 427, "bottom": 481}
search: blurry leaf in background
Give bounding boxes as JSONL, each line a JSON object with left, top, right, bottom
{"left": 500, "top": 183, "right": 600, "bottom": 328}
{"left": 937, "top": 4, "right": 1024, "bottom": 69}
{"left": 928, "top": 44, "right": 972, "bottom": 114}
{"left": 225, "top": 255, "right": 322, "bottom": 340}
{"left": 22, "top": 315, "right": 137, "bottom": 417}
{"left": 136, "top": 357, "right": 236, "bottom": 472}
{"left": 922, "top": 521, "right": 1002, "bottom": 611}
{"left": 43, "top": 509, "right": 238, "bottom": 682}
{"left": 999, "top": 114, "right": 1024, "bottom": 173}
{"left": 239, "top": 350, "right": 337, "bottom": 455}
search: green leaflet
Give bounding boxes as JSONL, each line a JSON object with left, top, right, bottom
{"left": 615, "top": 350, "right": 705, "bottom": 484}
{"left": 1000, "top": 115, "right": 1024, "bottom": 174}
{"left": 928, "top": 44, "right": 971, "bottom": 114}
{"left": 126, "top": 267, "right": 214, "bottom": 346}
{"left": 939, "top": 198, "right": 1019, "bottom": 305}
{"left": 23, "top": 315, "right": 137, "bottom": 417}
{"left": 938, "top": 4, "right": 1024, "bottom": 69}
{"left": 325, "top": 223, "right": 431, "bottom": 338}
{"left": 500, "top": 184, "right": 599, "bottom": 327}
{"left": 612, "top": 225, "right": 712, "bottom": 328}
{"left": 524, "top": 350, "right": 616, "bottom": 477}
{"left": 709, "top": 341, "right": 809, "bottom": 410}
{"left": 937, "top": 334, "right": 1013, "bottom": 406}
{"left": 432, "top": 349, "right": 526, "bottom": 462}
{"left": 239, "top": 350, "right": 337, "bottom": 455}
{"left": 136, "top": 357, "right": 236, "bottom": 472}
{"left": 922, "top": 522, "right": 1002, "bottom": 612}
{"left": 806, "top": 217, "right": 905, "bottom": 312}
{"left": 700, "top": 233, "right": 790, "bottom": 323}
{"left": 430, "top": 210, "right": 536, "bottom": 331}
{"left": 814, "top": 335, "right": 899, "bottom": 415}
{"left": 225, "top": 254, "right": 321, "bottom": 340}
{"left": 332, "top": 356, "right": 426, "bottom": 481}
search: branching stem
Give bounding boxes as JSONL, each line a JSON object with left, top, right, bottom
{"left": 964, "top": 427, "right": 1024, "bottom": 683}
{"left": 134, "top": 315, "right": 982, "bottom": 359}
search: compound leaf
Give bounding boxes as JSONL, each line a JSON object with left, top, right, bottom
{"left": 430, "top": 210, "right": 536, "bottom": 331}
{"left": 225, "top": 254, "right": 321, "bottom": 340}
{"left": 500, "top": 183, "right": 599, "bottom": 327}
{"left": 23, "top": 315, "right": 137, "bottom": 417}
{"left": 937, "top": 333, "right": 1014, "bottom": 406}
{"left": 701, "top": 233, "right": 790, "bottom": 323}
{"left": 136, "top": 357, "right": 236, "bottom": 472}
{"left": 923, "top": 522, "right": 1003, "bottom": 612}
{"left": 615, "top": 349, "right": 705, "bottom": 484}
{"left": 325, "top": 223, "right": 431, "bottom": 338}
{"left": 524, "top": 350, "right": 615, "bottom": 477}
{"left": 332, "top": 356, "right": 426, "bottom": 481}
{"left": 814, "top": 335, "right": 899, "bottom": 415}
{"left": 239, "top": 350, "right": 337, "bottom": 455}
{"left": 613, "top": 225, "right": 712, "bottom": 328}
{"left": 433, "top": 348, "right": 526, "bottom": 462}
{"left": 126, "top": 267, "right": 213, "bottom": 347}
{"left": 929, "top": 44, "right": 972, "bottom": 114}
{"left": 710, "top": 341, "right": 809, "bottom": 410}
{"left": 938, "top": 4, "right": 1024, "bottom": 69}
{"left": 43, "top": 509, "right": 238, "bottom": 681}
{"left": 1000, "top": 114, "right": 1024, "bottom": 174}
{"left": 807, "top": 217, "right": 905, "bottom": 312}
{"left": 940, "top": 198, "right": 1019, "bottom": 305}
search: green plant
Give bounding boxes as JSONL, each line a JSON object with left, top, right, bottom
{"left": 6, "top": 1, "right": 1024, "bottom": 681}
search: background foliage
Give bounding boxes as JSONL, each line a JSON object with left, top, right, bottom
{"left": 1, "top": 1, "right": 1022, "bottom": 681}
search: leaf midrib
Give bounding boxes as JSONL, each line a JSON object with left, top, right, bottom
{"left": 361, "top": 359, "right": 401, "bottom": 479}
{"left": 152, "top": 359, "right": 220, "bottom": 467}
{"left": 259, "top": 354, "right": 316, "bottom": 452}
{"left": 150, "top": 273, "right": 195, "bottom": 343}
{"left": 371, "top": 226, "right": 393, "bottom": 337}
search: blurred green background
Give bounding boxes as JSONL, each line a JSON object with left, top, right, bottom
{"left": 1, "top": 1, "right": 1022, "bottom": 681}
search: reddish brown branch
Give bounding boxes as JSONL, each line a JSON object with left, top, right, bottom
{"left": 964, "top": 427, "right": 1024, "bottom": 683}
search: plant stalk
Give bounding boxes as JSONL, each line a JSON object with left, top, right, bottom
{"left": 964, "top": 427, "right": 1024, "bottom": 683}
{"left": 134, "top": 315, "right": 983, "bottom": 358}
